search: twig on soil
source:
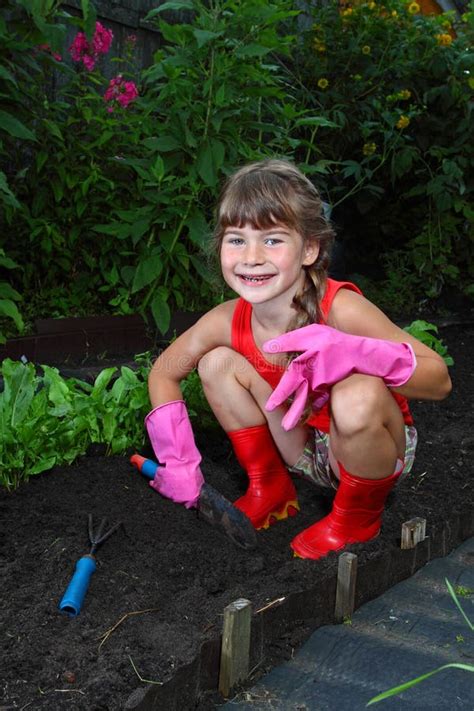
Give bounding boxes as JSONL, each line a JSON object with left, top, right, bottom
{"left": 128, "top": 655, "right": 163, "bottom": 685}
{"left": 98, "top": 608, "right": 159, "bottom": 650}
{"left": 53, "top": 689, "right": 85, "bottom": 694}
{"left": 255, "top": 596, "right": 285, "bottom": 614}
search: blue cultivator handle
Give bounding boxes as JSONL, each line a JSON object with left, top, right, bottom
{"left": 58, "top": 555, "right": 97, "bottom": 617}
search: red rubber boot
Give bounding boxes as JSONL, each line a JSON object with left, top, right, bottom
{"left": 291, "top": 462, "right": 400, "bottom": 559}
{"left": 228, "top": 424, "right": 299, "bottom": 530}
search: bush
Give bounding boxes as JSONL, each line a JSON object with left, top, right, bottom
{"left": 1, "top": 0, "right": 472, "bottom": 337}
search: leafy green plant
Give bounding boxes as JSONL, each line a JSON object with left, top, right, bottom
{"left": 0, "top": 353, "right": 218, "bottom": 490}
{"left": 0, "top": 357, "right": 149, "bottom": 490}
{"left": 404, "top": 319, "right": 454, "bottom": 366}
{"left": 284, "top": 0, "right": 474, "bottom": 305}
{"left": 0, "top": 249, "right": 24, "bottom": 343}
{"left": 367, "top": 578, "right": 474, "bottom": 706}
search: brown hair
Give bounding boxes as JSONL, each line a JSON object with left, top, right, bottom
{"left": 214, "top": 159, "right": 334, "bottom": 327}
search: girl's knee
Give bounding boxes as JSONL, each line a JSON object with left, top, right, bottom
{"left": 197, "top": 346, "right": 237, "bottom": 384}
{"left": 330, "top": 376, "right": 391, "bottom": 436}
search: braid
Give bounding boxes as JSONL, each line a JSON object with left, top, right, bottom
{"left": 288, "top": 221, "right": 334, "bottom": 331}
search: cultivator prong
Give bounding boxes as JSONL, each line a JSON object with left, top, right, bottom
{"left": 58, "top": 514, "right": 122, "bottom": 617}
{"left": 88, "top": 514, "right": 121, "bottom": 555}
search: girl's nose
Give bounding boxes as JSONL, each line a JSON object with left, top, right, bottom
{"left": 243, "top": 242, "right": 264, "bottom": 265}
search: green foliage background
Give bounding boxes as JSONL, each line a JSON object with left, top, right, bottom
{"left": 0, "top": 0, "right": 473, "bottom": 342}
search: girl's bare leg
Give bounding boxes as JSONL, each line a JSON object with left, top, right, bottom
{"left": 328, "top": 374, "right": 406, "bottom": 480}
{"left": 197, "top": 346, "right": 308, "bottom": 467}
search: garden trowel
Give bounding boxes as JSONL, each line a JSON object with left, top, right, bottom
{"left": 130, "top": 454, "right": 257, "bottom": 550}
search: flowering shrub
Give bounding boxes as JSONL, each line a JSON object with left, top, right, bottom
{"left": 285, "top": 0, "right": 474, "bottom": 312}
{"left": 69, "top": 21, "right": 113, "bottom": 71}
{"left": 0, "top": 0, "right": 472, "bottom": 336}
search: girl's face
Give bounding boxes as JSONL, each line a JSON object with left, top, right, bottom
{"left": 220, "top": 222, "right": 319, "bottom": 307}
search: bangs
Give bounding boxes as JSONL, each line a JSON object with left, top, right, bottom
{"left": 218, "top": 172, "right": 299, "bottom": 232}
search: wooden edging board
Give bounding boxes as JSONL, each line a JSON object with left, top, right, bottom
{"left": 124, "top": 506, "right": 474, "bottom": 711}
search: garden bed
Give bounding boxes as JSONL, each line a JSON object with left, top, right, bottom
{"left": 1, "top": 323, "right": 473, "bottom": 711}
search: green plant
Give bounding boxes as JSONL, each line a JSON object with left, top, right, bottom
{"left": 284, "top": 0, "right": 474, "bottom": 305}
{"left": 404, "top": 319, "right": 454, "bottom": 365}
{"left": 367, "top": 578, "right": 474, "bottom": 706}
{"left": 0, "top": 353, "right": 218, "bottom": 490}
{"left": 0, "top": 249, "right": 24, "bottom": 342}
{"left": 0, "top": 357, "right": 149, "bottom": 490}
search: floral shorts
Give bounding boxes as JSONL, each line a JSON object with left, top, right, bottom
{"left": 288, "top": 425, "right": 418, "bottom": 489}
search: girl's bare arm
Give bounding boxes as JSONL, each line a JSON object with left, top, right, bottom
{"left": 148, "top": 301, "right": 236, "bottom": 408}
{"left": 329, "top": 289, "right": 452, "bottom": 401}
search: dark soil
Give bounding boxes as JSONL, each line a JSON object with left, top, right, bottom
{"left": 1, "top": 324, "right": 473, "bottom": 711}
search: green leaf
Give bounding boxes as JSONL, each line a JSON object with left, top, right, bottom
{"left": 91, "top": 367, "right": 117, "bottom": 398}
{"left": 0, "top": 111, "right": 36, "bottom": 141}
{"left": 193, "top": 29, "right": 223, "bottom": 47}
{"left": 446, "top": 578, "right": 474, "bottom": 631}
{"left": 367, "top": 664, "right": 474, "bottom": 705}
{"left": 151, "top": 289, "right": 171, "bottom": 334}
{"left": 0, "top": 171, "right": 20, "bottom": 208}
{"left": 145, "top": 0, "right": 194, "bottom": 20}
{"left": 196, "top": 138, "right": 225, "bottom": 187}
{"left": 1, "top": 359, "right": 35, "bottom": 427}
{"left": 0, "top": 66, "right": 17, "bottom": 86}
{"left": 0, "top": 300, "right": 24, "bottom": 331}
{"left": 143, "top": 136, "right": 182, "bottom": 152}
{"left": 0, "top": 284, "right": 21, "bottom": 301}
{"left": 81, "top": 0, "right": 97, "bottom": 40}
{"left": 294, "top": 116, "right": 339, "bottom": 129}
{"left": 43, "top": 118, "right": 63, "bottom": 141}
{"left": 132, "top": 254, "right": 163, "bottom": 293}
{"left": 235, "top": 44, "right": 272, "bottom": 58}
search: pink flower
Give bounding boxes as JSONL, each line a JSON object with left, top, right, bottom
{"left": 37, "top": 43, "right": 62, "bottom": 61}
{"left": 69, "top": 21, "right": 113, "bottom": 71}
{"left": 92, "top": 22, "right": 113, "bottom": 55}
{"left": 104, "top": 75, "right": 139, "bottom": 110}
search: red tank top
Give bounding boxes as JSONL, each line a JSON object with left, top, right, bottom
{"left": 231, "top": 278, "right": 413, "bottom": 432}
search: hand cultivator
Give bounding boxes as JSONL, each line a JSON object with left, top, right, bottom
{"left": 58, "top": 515, "right": 122, "bottom": 617}
{"left": 130, "top": 454, "right": 257, "bottom": 550}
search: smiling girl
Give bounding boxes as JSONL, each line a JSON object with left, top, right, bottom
{"left": 146, "top": 159, "right": 451, "bottom": 560}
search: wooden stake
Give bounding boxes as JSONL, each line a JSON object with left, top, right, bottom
{"left": 335, "top": 552, "right": 358, "bottom": 623}
{"left": 218, "top": 598, "right": 252, "bottom": 698}
{"left": 401, "top": 517, "right": 426, "bottom": 549}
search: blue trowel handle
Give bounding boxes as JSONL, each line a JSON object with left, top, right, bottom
{"left": 58, "top": 554, "right": 97, "bottom": 617}
{"left": 130, "top": 454, "right": 160, "bottom": 480}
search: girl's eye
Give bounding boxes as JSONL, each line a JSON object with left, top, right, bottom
{"left": 265, "top": 237, "right": 283, "bottom": 246}
{"left": 227, "top": 237, "right": 244, "bottom": 246}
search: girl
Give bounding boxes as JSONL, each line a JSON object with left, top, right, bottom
{"left": 146, "top": 159, "right": 451, "bottom": 560}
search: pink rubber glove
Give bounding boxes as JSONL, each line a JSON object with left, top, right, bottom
{"left": 263, "top": 324, "right": 416, "bottom": 431}
{"left": 145, "top": 400, "right": 204, "bottom": 509}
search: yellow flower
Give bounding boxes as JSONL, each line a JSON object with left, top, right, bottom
{"left": 363, "top": 142, "right": 377, "bottom": 156}
{"left": 313, "top": 39, "right": 327, "bottom": 53}
{"left": 435, "top": 33, "right": 453, "bottom": 46}
{"left": 396, "top": 115, "right": 410, "bottom": 129}
{"left": 317, "top": 78, "right": 329, "bottom": 90}
{"left": 399, "top": 89, "right": 411, "bottom": 100}
{"left": 442, "top": 20, "right": 452, "bottom": 30}
{"left": 391, "top": 10, "right": 398, "bottom": 17}
{"left": 341, "top": 8, "right": 353, "bottom": 17}
{"left": 353, "top": 73, "right": 363, "bottom": 81}
{"left": 362, "top": 45, "right": 371, "bottom": 55}
{"left": 367, "top": 2, "right": 376, "bottom": 9}
{"left": 408, "top": 2, "right": 420, "bottom": 14}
